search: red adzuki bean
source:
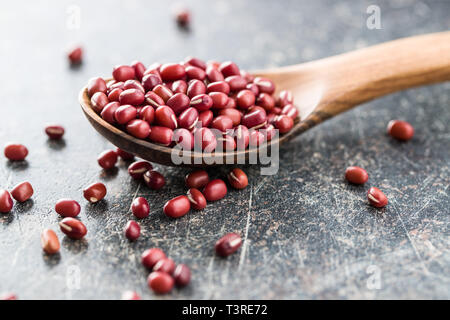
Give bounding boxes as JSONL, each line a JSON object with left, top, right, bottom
{"left": 249, "top": 130, "right": 265, "bottom": 147}
{"left": 211, "top": 115, "right": 233, "bottom": 132}
{"left": 246, "top": 83, "right": 259, "bottom": 96}
{"left": 215, "top": 233, "right": 242, "bottom": 257}
{"left": 195, "top": 127, "right": 217, "bottom": 151}
{"left": 41, "top": 229, "right": 60, "bottom": 254}
{"left": 281, "top": 104, "right": 298, "bottom": 119}
{"left": 203, "top": 179, "right": 227, "bottom": 201}
{"left": 256, "top": 93, "right": 275, "bottom": 111}
{"left": 142, "top": 73, "right": 162, "bottom": 91}
{"left": 234, "top": 125, "right": 250, "bottom": 150}
{"left": 207, "top": 81, "right": 230, "bottom": 95}
{"left": 143, "top": 170, "right": 166, "bottom": 190}
{"left": 4, "top": 143, "right": 28, "bottom": 161}
{"left": 274, "top": 115, "right": 294, "bottom": 133}
{"left": 185, "top": 56, "right": 206, "bottom": 70}
{"left": 97, "top": 149, "right": 118, "bottom": 170}
{"left": 11, "top": 182, "right": 33, "bottom": 202}
{"left": 387, "top": 120, "right": 414, "bottom": 141}
{"left": 172, "top": 80, "right": 188, "bottom": 94}
{"left": 116, "top": 148, "right": 134, "bottom": 160}
{"left": 147, "top": 271, "right": 174, "bottom": 294}
{"left": 141, "top": 248, "right": 166, "bottom": 269}
{"left": 220, "top": 134, "right": 236, "bottom": 151}
{"left": 123, "top": 80, "right": 145, "bottom": 93}
{"left": 164, "top": 195, "right": 191, "bottom": 218}
{"left": 242, "top": 107, "right": 267, "bottom": 129}
{"left": 68, "top": 45, "right": 83, "bottom": 64}
{"left": 160, "top": 63, "right": 186, "bottom": 81}
{"left": 367, "top": 187, "right": 388, "bottom": 208}
{"left": 190, "top": 94, "right": 213, "bottom": 112}
{"left": 131, "top": 197, "right": 150, "bottom": 219}
{"left": 119, "top": 89, "right": 145, "bottom": 106}
{"left": 209, "top": 92, "right": 229, "bottom": 109}
{"left": 126, "top": 119, "right": 151, "bottom": 139}
{"left": 140, "top": 105, "right": 155, "bottom": 124}
{"left": 91, "top": 92, "right": 109, "bottom": 113}
{"left": 218, "top": 108, "right": 242, "bottom": 126}
{"left": 174, "top": 128, "right": 194, "bottom": 150}
{"left": 225, "top": 75, "right": 247, "bottom": 91}
{"left": 254, "top": 77, "right": 275, "bottom": 94}
{"left": 185, "top": 66, "right": 206, "bottom": 80}
{"left": 128, "top": 160, "right": 153, "bottom": 179}
{"left": 187, "top": 80, "right": 206, "bottom": 98}
{"left": 277, "top": 90, "right": 294, "bottom": 106}
{"left": 186, "top": 170, "right": 210, "bottom": 189}
{"left": 45, "top": 125, "right": 65, "bottom": 140}
{"left": 167, "top": 93, "right": 191, "bottom": 115}
{"left": 113, "top": 65, "right": 135, "bottom": 82}
{"left": 145, "top": 91, "right": 165, "bottom": 108}
{"left": 236, "top": 89, "right": 255, "bottom": 109}
{"left": 83, "top": 182, "right": 107, "bottom": 203}
{"left": 55, "top": 199, "right": 81, "bottom": 217}
{"left": 227, "top": 168, "right": 248, "bottom": 189}
{"left": 153, "top": 84, "right": 174, "bottom": 103}
{"left": 124, "top": 220, "right": 140, "bottom": 241}
{"left": 153, "top": 258, "right": 176, "bottom": 274}
{"left": 206, "top": 65, "right": 224, "bottom": 82}
{"left": 173, "top": 264, "right": 191, "bottom": 287}
{"left": 148, "top": 126, "right": 174, "bottom": 146}
{"left": 131, "top": 60, "right": 146, "bottom": 81}
{"left": 87, "top": 77, "right": 107, "bottom": 97}
{"left": 187, "top": 188, "right": 207, "bottom": 210}
{"left": 345, "top": 166, "right": 369, "bottom": 185}
{"left": 59, "top": 217, "right": 87, "bottom": 239}
{"left": 178, "top": 107, "right": 199, "bottom": 130}
{"left": 115, "top": 105, "right": 137, "bottom": 125}
{"left": 219, "top": 61, "right": 240, "bottom": 77}
{"left": 198, "top": 110, "right": 214, "bottom": 127}
{"left": 0, "top": 190, "right": 13, "bottom": 213}
{"left": 175, "top": 8, "right": 191, "bottom": 26}
{"left": 155, "top": 105, "right": 178, "bottom": 129}
{"left": 101, "top": 102, "right": 120, "bottom": 124}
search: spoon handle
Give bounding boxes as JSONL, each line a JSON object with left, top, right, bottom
{"left": 312, "top": 31, "right": 450, "bottom": 117}
{"left": 266, "top": 31, "right": 450, "bottom": 136}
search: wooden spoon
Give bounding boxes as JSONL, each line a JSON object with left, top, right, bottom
{"left": 80, "top": 31, "right": 450, "bottom": 167}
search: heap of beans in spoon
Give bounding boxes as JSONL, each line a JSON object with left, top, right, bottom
{"left": 87, "top": 57, "right": 297, "bottom": 151}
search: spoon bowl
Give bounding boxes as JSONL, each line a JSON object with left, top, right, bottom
{"left": 80, "top": 31, "right": 450, "bottom": 167}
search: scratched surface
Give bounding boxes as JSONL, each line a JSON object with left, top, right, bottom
{"left": 0, "top": 0, "right": 449, "bottom": 299}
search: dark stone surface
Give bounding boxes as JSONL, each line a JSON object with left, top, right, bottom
{"left": 0, "top": 0, "right": 449, "bottom": 299}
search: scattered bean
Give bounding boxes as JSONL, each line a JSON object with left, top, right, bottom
{"left": 215, "top": 233, "right": 242, "bottom": 257}
{"left": 367, "top": 187, "right": 388, "bottom": 208}
{"left": 131, "top": 197, "right": 150, "bottom": 219}
{"left": 11, "top": 182, "right": 33, "bottom": 202}
{"left": 203, "top": 179, "right": 227, "bottom": 201}
{"left": 163, "top": 195, "right": 191, "bottom": 218}
{"left": 41, "top": 229, "right": 60, "bottom": 254}
{"left": 59, "top": 217, "right": 87, "bottom": 239}
{"left": 124, "top": 221, "right": 141, "bottom": 241}
{"left": 83, "top": 182, "right": 107, "bottom": 203}
{"left": 227, "top": 168, "right": 248, "bottom": 189}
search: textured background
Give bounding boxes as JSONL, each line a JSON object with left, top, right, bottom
{"left": 0, "top": 0, "right": 449, "bottom": 299}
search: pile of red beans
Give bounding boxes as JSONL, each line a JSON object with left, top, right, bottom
{"left": 86, "top": 58, "right": 298, "bottom": 151}
{"left": 1, "top": 53, "right": 416, "bottom": 298}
